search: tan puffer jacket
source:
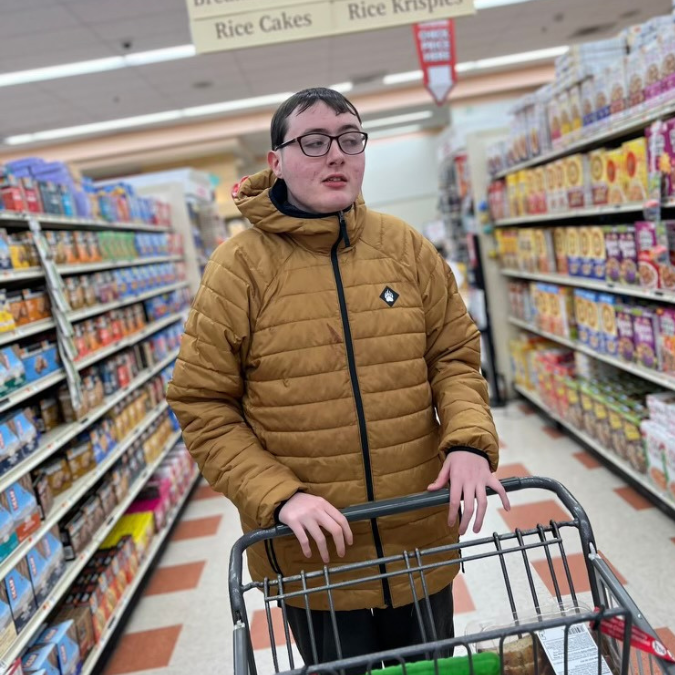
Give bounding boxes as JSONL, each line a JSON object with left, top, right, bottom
{"left": 167, "top": 169, "right": 499, "bottom": 611}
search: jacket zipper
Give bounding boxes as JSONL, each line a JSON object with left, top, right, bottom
{"left": 330, "top": 212, "right": 392, "bottom": 608}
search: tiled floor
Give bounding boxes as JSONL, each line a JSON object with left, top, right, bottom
{"left": 101, "top": 402, "right": 675, "bottom": 674}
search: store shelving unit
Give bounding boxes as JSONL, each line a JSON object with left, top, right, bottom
{"left": 0, "top": 202, "right": 195, "bottom": 669}
{"left": 515, "top": 384, "right": 675, "bottom": 519}
{"left": 493, "top": 202, "right": 645, "bottom": 227}
{"left": 67, "top": 281, "right": 189, "bottom": 323}
{"left": 79, "top": 468, "right": 199, "bottom": 675}
{"left": 0, "top": 431, "right": 187, "bottom": 670}
{"left": 508, "top": 316, "right": 675, "bottom": 391}
{"left": 494, "top": 97, "right": 675, "bottom": 178}
{"left": 501, "top": 269, "right": 675, "bottom": 302}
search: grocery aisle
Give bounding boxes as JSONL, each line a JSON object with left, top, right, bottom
{"left": 99, "top": 402, "right": 675, "bottom": 675}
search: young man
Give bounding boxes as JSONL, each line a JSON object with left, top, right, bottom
{"left": 167, "top": 88, "right": 509, "bottom": 669}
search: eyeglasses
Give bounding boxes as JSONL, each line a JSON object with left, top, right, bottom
{"left": 274, "top": 131, "right": 369, "bottom": 157}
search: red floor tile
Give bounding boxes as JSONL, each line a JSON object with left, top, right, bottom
{"left": 499, "top": 500, "right": 571, "bottom": 532}
{"left": 192, "top": 483, "right": 222, "bottom": 501}
{"left": 614, "top": 486, "right": 655, "bottom": 511}
{"left": 573, "top": 452, "right": 602, "bottom": 469}
{"left": 496, "top": 463, "right": 531, "bottom": 481}
{"left": 453, "top": 574, "right": 475, "bottom": 614}
{"left": 103, "top": 625, "right": 182, "bottom": 674}
{"left": 250, "top": 606, "right": 295, "bottom": 651}
{"left": 542, "top": 425, "right": 564, "bottom": 440}
{"left": 519, "top": 403, "right": 535, "bottom": 416}
{"left": 533, "top": 552, "right": 626, "bottom": 598}
{"left": 145, "top": 561, "right": 206, "bottom": 596}
{"left": 171, "top": 515, "right": 222, "bottom": 542}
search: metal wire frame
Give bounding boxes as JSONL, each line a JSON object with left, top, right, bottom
{"left": 229, "top": 477, "right": 674, "bottom": 675}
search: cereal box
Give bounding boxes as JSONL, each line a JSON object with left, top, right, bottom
{"left": 580, "top": 78, "right": 596, "bottom": 128}
{"left": 632, "top": 306, "right": 659, "bottom": 369}
{"left": 545, "top": 163, "right": 558, "bottom": 213}
{"left": 574, "top": 290, "right": 591, "bottom": 346}
{"left": 533, "top": 167, "right": 547, "bottom": 214}
{"left": 594, "top": 67, "right": 612, "bottom": 123}
{"left": 517, "top": 171, "right": 529, "bottom": 216}
{"left": 526, "top": 171, "right": 537, "bottom": 215}
{"left": 599, "top": 293, "right": 618, "bottom": 357}
{"left": 549, "top": 286, "right": 576, "bottom": 339}
{"left": 534, "top": 229, "right": 556, "bottom": 273}
{"left": 660, "top": 26, "right": 675, "bottom": 99}
{"left": 517, "top": 229, "right": 536, "bottom": 272}
{"left": 657, "top": 307, "right": 675, "bottom": 373}
{"left": 645, "top": 119, "right": 673, "bottom": 200}
{"left": 567, "top": 227, "right": 581, "bottom": 277}
{"left": 606, "top": 149, "right": 626, "bottom": 205}
{"left": 635, "top": 220, "right": 668, "bottom": 289}
{"left": 604, "top": 226, "right": 621, "bottom": 283}
{"left": 506, "top": 174, "right": 519, "bottom": 217}
{"left": 644, "top": 45, "right": 664, "bottom": 103}
{"left": 627, "top": 50, "right": 646, "bottom": 112}
{"left": 591, "top": 227, "right": 608, "bottom": 282}
{"left": 641, "top": 420, "right": 668, "bottom": 491}
{"left": 548, "top": 92, "right": 562, "bottom": 149}
{"left": 585, "top": 291, "right": 603, "bottom": 353}
{"left": 565, "top": 154, "right": 589, "bottom": 209}
{"left": 608, "top": 59, "right": 629, "bottom": 118}
{"left": 618, "top": 225, "right": 638, "bottom": 285}
{"left": 579, "top": 227, "right": 593, "bottom": 278}
{"left": 623, "top": 138, "right": 649, "bottom": 203}
{"left": 589, "top": 149, "right": 609, "bottom": 206}
{"left": 553, "top": 227, "right": 568, "bottom": 274}
{"left": 569, "top": 85, "right": 583, "bottom": 137}
{"left": 554, "top": 160, "right": 567, "bottom": 212}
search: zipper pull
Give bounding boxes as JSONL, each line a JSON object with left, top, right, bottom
{"left": 338, "top": 212, "right": 351, "bottom": 248}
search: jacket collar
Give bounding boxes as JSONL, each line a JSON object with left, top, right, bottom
{"left": 234, "top": 169, "right": 366, "bottom": 255}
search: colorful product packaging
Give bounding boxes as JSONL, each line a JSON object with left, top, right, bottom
{"left": 631, "top": 306, "right": 659, "bottom": 370}
{"left": 618, "top": 225, "right": 638, "bottom": 285}
{"left": 604, "top": 226, "right": 621, "bottom": 283}
{"left": 635, "top": 220, "right": 670, "bottom": 289}
{"left": 599, "top": 293, "right": 618, "bottom": 357}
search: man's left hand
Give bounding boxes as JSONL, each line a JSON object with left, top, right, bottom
{"left": 427, "top": 451, "right": 511, "bottom": 535}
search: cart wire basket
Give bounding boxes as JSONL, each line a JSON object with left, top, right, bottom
{"left": 229, "top": 477, "right": 675, "bottom": 675}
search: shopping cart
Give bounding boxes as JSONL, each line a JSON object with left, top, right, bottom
{"left": 229, "top": 477, "right": 675, "bottom": 675}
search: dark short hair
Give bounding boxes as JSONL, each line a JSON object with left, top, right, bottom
{"left": 270, "top": 88, "right": 362, "bottom": 149}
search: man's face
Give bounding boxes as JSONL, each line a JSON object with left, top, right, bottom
{"left": 268, "top": 101, "right": 366, "bottom": 214}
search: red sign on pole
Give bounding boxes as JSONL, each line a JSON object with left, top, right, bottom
{"left": 413, "top": 19, "right": 457, "bottom": 106}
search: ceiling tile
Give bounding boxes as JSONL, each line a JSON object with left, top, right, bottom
{"left": 0, "top": 5, "right": 80, "bottom": 39}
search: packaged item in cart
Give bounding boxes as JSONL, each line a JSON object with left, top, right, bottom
{"left": 6, "top": 475, "right": 40, "bottom": 542}
{"left": 598, "top": 294, "right": 618, "bottom": 357}
{"left": 641, "top": 420, "right": 668, "bottom": 491}
{"left": 589, "top": 149, "right": 609, "bottom": 206}
{"left": 623, "top": 138, "right": 649, "bottom": 203}
{"left": 5, "top": 558, "right": 37, "bottom": 633}
{"left": 35, "top": 621, "right": 81, "bottom": 675}
{"left": 618, "top": 225, "right": 638, "bottom": 285}
{"left": 632, "top": 306, "right": 659, "bottom": 369}
{"left": 565, "top": 154, "right": 589, "bottom": 209}
{"left": 635, "top": 220, "right": 669, "bottom": 289}
{"left": 604, "top": 226, "right": 621, "bottom": 283}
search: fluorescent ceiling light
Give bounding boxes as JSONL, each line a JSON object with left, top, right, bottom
{"left": 4, "top": 92, "right": 292, "bottom": 145}
{"left": 383, "top": 70, "right": 423, "bottom": 85}
{"left": 364, "top": 111, "right": 433, "bottom": 129}
{"left": 474, "top": 0, "right": 540, "bottom": 8}
{"left": 369, "top": 124, "right": 425, "bottom": 140}
{"left": 384, "top": 45, "right": 568, "bottom": 85}
{"left": 330, "top": 82, "right": 353, "bottom": 93}
{"left": 0, "top": 44, "right": 196, "bottom": 88}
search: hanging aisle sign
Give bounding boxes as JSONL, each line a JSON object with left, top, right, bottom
{"left": 186, "top": 0, "right": 475, "bottom": 54}
{"left": 413, "top": 19, "right": 456, "bottom": 105}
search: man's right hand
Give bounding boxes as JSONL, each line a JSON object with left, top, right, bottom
{"left": 278, "top": 493, "right": 353, "bottom": 564}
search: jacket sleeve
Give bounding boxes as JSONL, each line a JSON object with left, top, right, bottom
{"left": 166, "top": 243, "right": 307, "bottom": 527}
{"left": 419, "top": 243, "right": 499, "bottom": 471}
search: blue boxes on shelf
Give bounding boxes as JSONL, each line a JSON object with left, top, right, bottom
{"left": 4, "top": 557, "right": 37, "bottom": 633}
{"left": 35, "top": 620, "right": 82, "bottom": 675}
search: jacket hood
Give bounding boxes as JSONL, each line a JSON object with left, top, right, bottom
{"left": 234, "top": 168, "right": 366, "bottom": 254}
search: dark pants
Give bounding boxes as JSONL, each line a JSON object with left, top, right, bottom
{"left": 286, "top": 585, "right": 454, "bottom": 674}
